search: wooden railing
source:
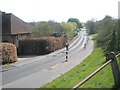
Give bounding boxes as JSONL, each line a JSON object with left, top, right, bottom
{"left": 71, "top": 52, "right": 120, "bottom": 90}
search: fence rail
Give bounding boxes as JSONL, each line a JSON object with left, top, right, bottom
{"left": 71, "top": 52, "right": 120, "bottom": 90}
{"left": 116, "top": 53, "right": 120, "bottom": 57}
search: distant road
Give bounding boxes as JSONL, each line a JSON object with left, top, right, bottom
{"left": 2, "top": 30, "right": 94, "bottom": 88}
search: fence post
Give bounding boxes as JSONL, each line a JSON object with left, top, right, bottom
{"left": 108, "top": 52, "right": 120, "bottom": 87}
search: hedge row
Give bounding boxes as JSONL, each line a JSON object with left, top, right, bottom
{"left": 17, "top": 35, "right": 67, "bottom": 55}
{"left": 0, "top": 43, "right": 17, "bottom": 64}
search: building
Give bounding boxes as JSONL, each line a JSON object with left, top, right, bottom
{"left": 0, "top": 11, "right": 2, "bottom": 43}
{"left": 1, "top": 12, "right": 33, "bottom": 47}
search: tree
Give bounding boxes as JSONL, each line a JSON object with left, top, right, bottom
{"left": 96, "top": 16, "right": 119, "bottom": 55}
{"left": 86, "top": 15, "right": 119, "bottom": 55}
{"left": 32, "top": 21, "right": 65, "bottom": 37}
{"left": 31, "top": 21, "right": 77, "bottom": 40}
{"left": 85, "top": 20, "right": 95, "bottom": 35}
{"left": 117, "top": 19, "right": 120, "bottom": 52}
{"left": 32, "top": 22, "right": 53, "bottom": 37}
{"left": 61, "top": 22, "right": 77, "bottom": 40}
{"left": 68, "top": 18, "right": 82, "bottom": 29}
{"left": 104, "top": 24, "right": 118, "bottom": 55}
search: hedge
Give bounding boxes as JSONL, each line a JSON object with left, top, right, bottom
{"left": 0, "top": 43, "right": 17, "bottom": 64}
{"left": 17, "top": 35, "right": 67, "bottom": 55}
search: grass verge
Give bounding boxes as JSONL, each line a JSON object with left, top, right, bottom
{"left": 39, "top": 35, "right": 120, "bottom": 89}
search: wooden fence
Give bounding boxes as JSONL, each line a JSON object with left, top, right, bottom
{"left": 71, "top": 52, "right": 120, "bottom": 90}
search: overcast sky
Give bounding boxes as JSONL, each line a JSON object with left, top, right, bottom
{"left": 0, "top": 0, "right": 119, "bottom": 22}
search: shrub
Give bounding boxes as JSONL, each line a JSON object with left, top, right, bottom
{"left": 0, "top": 43, "right": 17, "bottom": 64}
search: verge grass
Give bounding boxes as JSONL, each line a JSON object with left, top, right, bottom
{"left": 39, "top": 34, "right": 120, "bottom": 89}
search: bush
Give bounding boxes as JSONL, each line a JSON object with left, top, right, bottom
{"left": 0, "top": 43, "right": 17, "bottom": 64}
{"left": 17, "top": 35, "right": 67, "bottom": 55}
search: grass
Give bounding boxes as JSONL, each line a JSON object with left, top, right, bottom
{"left": 39, "top": 35, "right": 120, "bottom": 89}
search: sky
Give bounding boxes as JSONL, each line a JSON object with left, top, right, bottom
{"left": 0, "top": 0, "right": 120, "bottom": 23}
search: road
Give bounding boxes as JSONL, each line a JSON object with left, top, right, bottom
{"left": 2, "top": 30, "right": 94, "bottom": 88}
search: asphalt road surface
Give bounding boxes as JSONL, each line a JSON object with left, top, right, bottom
{"left": 2, "top": 30, "right": 94, "bottom": 88}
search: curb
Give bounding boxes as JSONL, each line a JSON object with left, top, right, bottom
{"left": 1, "top": 34, "right": 80, "bottom": 72}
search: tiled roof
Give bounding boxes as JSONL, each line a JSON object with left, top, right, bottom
{"left": 2, "top": 12, "right": 33, "bottom": 35}
{"left": 11, "top": 14, "right": 33, "bottom": 35}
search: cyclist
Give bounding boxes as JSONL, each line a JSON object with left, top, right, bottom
{"left": 84, "top": 43, "right": 86, "bottom": 49}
